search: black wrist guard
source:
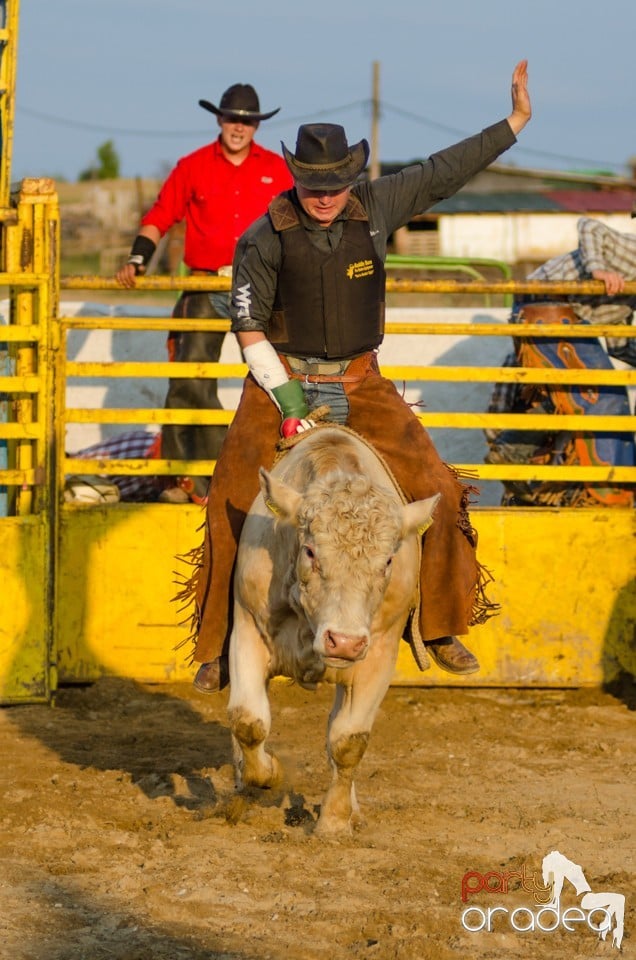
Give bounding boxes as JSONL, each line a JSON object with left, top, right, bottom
{"left": 127, "top": 235, "right": 157, "bottom": 273}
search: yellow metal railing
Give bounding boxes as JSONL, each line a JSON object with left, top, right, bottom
{"left": 385, "top": 253, "right": 514, "bottom": 306}
{"left": 0, "top": 0, "right": 19, "bottom": 218}
{"left": 0, "top": 278, "right": 54, "bottom": 496}
{"left": 0, "top": 174, "right": 59, "bottom": 702}
{"left": 0, "top": 179, "right": 60, "bottom": 515}
{"left": 55, "top": 275, "right": 636, "bottom": 493}
{"left": 3, "top": 266, "right": 635, "bottom": 506}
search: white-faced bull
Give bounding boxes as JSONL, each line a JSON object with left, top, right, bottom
{"left": 228, "top": 426, "right": 439, "bottom": 836}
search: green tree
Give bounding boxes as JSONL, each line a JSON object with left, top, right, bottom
{"left": 78, "top": 140, "right": 121, "bottom": 181}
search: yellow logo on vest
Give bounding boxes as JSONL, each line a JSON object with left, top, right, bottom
{"left": 346, "top": 259, "right": 374, "bottom": 279}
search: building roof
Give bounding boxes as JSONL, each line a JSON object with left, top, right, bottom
{"left": 542, "top": 189, "right": 634, "bottom": 212}
{"left": 425, "top": 189, "right": 634, "bottom": 216}
{"left": 379, "top": 160, "right": 635, "bottom": 217}
{"left": 430, "top": 192, "right": 560, "bottom": 213}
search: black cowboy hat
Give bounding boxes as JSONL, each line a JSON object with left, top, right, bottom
{"left": 199, "top": 83, "right": 280, "bottom": 122}
{"left": 281, "top": 123, "right": 369, "bottom": 190}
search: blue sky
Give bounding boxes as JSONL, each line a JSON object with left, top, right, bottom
{"left": 13, "top": 0, "right": 636, "bottom": 183}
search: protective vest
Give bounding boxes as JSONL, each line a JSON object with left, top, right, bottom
{"left": 267, "top": 194, "right": 385, "bottom": 359}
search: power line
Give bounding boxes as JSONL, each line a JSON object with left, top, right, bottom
{"left": 15, "top": 100, "right": 368, "bottom": 137}
{"left": 381, "top": 102, "right": 627, "bottom": 173}
{"left": 17, "top": 99, "right": 629, "bottom": 174}
{"left": 269, "top": 101, "right": 367, "bottom": 127}
{"left": 17, "top": 105, "right": 207, "bottom": 137}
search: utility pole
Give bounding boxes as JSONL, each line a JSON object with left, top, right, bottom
{"left": 370, "top": 61, "right": 380, "bottom": 181}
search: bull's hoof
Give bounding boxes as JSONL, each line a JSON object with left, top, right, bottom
{"left": 224, "top": 793, "right": 250, "bottom": 825}
{"left": 350, "top": 808, "right": 366, "bottom": 831}
{"left": 314, "top": 814, "right": 354, "bottom": 839}
{"left": 314, "top": 804, "right": 366, "bottom": 837}
{"left": 243, "top": 751, "right": 283, "bottom": 791}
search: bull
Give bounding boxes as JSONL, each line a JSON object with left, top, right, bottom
{"left": 228, "top": 426, "right": 439, "bottom": 835}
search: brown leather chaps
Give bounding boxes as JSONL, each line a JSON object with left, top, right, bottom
{"left": 192, "top": 352, "right": 488, "bottom": 663}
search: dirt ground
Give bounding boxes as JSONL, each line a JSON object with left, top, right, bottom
{"left": 1, "top": 676, "right": 633, "bottom": 960}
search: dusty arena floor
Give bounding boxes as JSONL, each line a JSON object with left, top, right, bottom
{"left": 1, "top": 678, "right": 633, "bottom": 960}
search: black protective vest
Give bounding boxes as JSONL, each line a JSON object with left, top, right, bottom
{"left": 268, "top": 194, "right": 385, "bottom": 359}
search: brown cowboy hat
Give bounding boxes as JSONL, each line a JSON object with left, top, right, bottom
{"left": 199, "top": 83, "right": 280, "bottom": 121}
{"left": 282, "top": 123, "right": 369, "bottom": 190}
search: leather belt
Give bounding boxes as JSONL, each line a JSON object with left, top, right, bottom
{"left": 285, "top": 356, "right": 353, "bottom": 376}
{"left": 282, "top": 352, "right": 371, "bottom": 383}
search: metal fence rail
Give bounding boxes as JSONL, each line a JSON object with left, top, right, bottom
{"left": 2, "top": 272, "right": 635, "bottom": 497}
{"left": 52, "top": 275, "right": 636, "bottom": 491}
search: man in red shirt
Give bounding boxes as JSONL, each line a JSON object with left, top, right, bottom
{"left": 116, "top": 83, "right": 293, "bottom": 502}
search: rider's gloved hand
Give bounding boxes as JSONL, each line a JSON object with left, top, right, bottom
{"left": 271, "top": 380, "right": 315, "bottom": 438}
{"left": 281, "top": 417, "right": 315, "bottom": 437}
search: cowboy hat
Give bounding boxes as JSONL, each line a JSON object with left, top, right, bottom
{"left": 198, "top": 83, "right": 280, "bottom": 122}
{"left": 282, "top": 124, "right": 369, "bottom": 190}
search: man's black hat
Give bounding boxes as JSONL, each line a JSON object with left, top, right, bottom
{"left": 282, "top": 123, "right": 369, "bottom": 190}
{"left": 199, "top": 83, "right": 280, "bottom": 121}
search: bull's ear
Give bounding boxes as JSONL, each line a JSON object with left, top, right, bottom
{"left": 402, "top": 492, "right": 441, "bottom": 537}
{"left": 259, "top": 467, "right": 303, "bottom": 524}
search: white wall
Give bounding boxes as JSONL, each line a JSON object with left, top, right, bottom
{"left": 438, "top": 212, "right": 634, "bottom": 263}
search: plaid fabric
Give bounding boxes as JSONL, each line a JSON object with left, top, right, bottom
{"left": 70, "top": 430, "right": 168, "bottom": 501}
{"left": 528, "top": 217, "right": 636, "bottom": 326}
{"left": 485, "top": 322, "right": 635, "bottom": 507}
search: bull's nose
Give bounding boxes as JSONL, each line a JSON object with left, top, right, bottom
{"left": 324, "top": 630, "right": 368, "bottom": 660}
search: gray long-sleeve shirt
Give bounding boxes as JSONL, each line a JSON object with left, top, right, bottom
{"left": 231, "top": 118, "right": 517, "bottom": 333}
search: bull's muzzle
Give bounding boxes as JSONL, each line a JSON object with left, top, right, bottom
{"left": 320, "top": 629, "right": 369, "bottom": 665}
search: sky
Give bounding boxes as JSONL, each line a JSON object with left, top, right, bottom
{"left": 11, "top": 0, "right": 636, "bottom": 185}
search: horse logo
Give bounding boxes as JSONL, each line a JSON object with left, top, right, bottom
{"left": 542, "top": 850, "right": 625, "bottom": 949}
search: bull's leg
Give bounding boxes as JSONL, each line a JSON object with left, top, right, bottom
{"left": 227, "top": 608, "right": 282, "bottom": 790}
{"left": 316, "top": 637, "right": 399, "bottom": 836}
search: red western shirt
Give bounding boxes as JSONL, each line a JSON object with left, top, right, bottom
{"left": 141, "top": 138, "right": 293, "bottom": 271}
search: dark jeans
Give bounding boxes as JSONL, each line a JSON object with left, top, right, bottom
{"left": 162, "top": 291, "right": 229, "bottom": 499}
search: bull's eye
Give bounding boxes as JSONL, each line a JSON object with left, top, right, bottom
{"left": 386, "top": 556, "right": 393, "bottom": 568}
{"left": 304, "top": 545, "right": 315, "bottom": 561}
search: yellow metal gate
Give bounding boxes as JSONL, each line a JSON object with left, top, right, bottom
{"left": 1, "top": 182, "right": 635, "bottom": 703}
{"left": 0, "top": 179, "right": 59, "bottom": 701}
